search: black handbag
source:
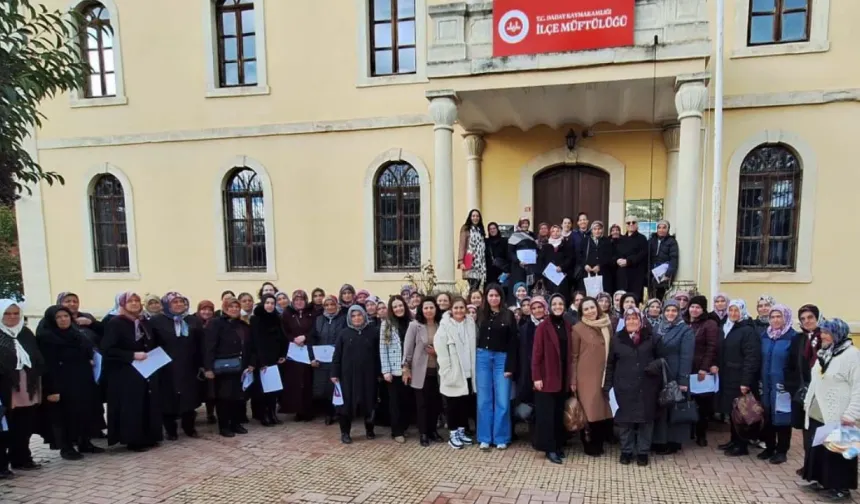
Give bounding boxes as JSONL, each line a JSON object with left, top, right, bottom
{"left": 213, "top": 356, "right": 242, "bottom": 375}
{"left": 670, "top": 394, "right": 699, "bottom": 424}
{"left": 793, "top": 337, "right": 809, "bottom": 403}
{"left": 658, "top": 359, "right": 684, "bottom": 407}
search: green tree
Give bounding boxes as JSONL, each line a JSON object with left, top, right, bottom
{"left": 0, "top": 206, "right": 22, "bottom": 300}
{"left": 0, "top": 0, "right": 88, "bottom": 203}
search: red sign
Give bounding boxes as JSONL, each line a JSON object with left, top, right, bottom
{"left": 493, "top": 0, "right": 635, "bottom": 57}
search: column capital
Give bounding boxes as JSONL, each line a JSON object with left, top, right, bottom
{"left": 674, "top": 76, "right": 708, "bottom": 121}
{"left": 462, "top": 132, "right": 485, "bottom": 160}
{"left": 662, "top": 123, "right": 681, "bottom": 153}
{"left": 426, "top": 90, "right": 458, "bottom": 130}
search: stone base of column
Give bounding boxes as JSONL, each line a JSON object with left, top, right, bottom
{"left": 669, "top": 280, "right": 700, "bottom": 297}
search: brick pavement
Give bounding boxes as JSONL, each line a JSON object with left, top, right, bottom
{"left": 1, "top": 415, "right": 856, "bottom": 504}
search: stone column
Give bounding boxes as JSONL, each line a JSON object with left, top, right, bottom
{"left": 662, "top": 123, "right": 680, "bottom": 228}
{"left": 427, "top": 91, "right": 459, "bottom": 289}
{"left": 462, "top": 132, "right": 485, "bottom": 211}
{"left": 673, "top": 76, "right": 708, "bottom": 283}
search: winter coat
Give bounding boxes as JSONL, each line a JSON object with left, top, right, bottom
{"left": 312, "top": 312, "right": 345, "bottom": 400}
{"left": 537, "top": 241, "right": 572, "bottom": 295}
{"left": 647, "top": 234, "right": 679, "bottom": 287}
{"left": 761, "top": 328, "right": 797, "bottom": 426}
{"left": 579, "top": 236, "right": 614, "bottom": 280}
{"left": 203, "top": 315, "right": 250, "bottom": 401}
{"left": 485, "top": 235, "right": 510, "bottom": 285}
{"left": 531, "top": 316, "right": 572, "bottom": 394}
{"left": 785, "top": 329, "right": 818, "bottom": 428}
{"left": 613, "top": 231, "right": 648, "bottom": 297}
{"left": 604, "top": 328, "right": 662, "bottom": 424}
{"left": 804, "top": 345, "right": 860, "bottom": 428}
{"left": 250, "top": 306, "right": 288, "bottom": 368}
{"left": 571, "top": 321, "right": 613, "bottom": 423}
{"left": 149, "top": 314, "right": 203, "bottom": 415}
{"left": 402, "top": 320, "right": 436, "bottom": 390}
{"left": 434, "top": 316, "right": 477, "bottom": 398}
{"left": 516, "top": 318, "right": 539, "bottom": 404}
{"left": 690, "top": 317, "right": 720, "bottom": 372}
{"left": 281, "top": 306, "right": 316, "bottom": 415}
{"left": 331, "top": 324, "right": 378, "bottom": 418}
{"left": 716, "top": 319, "right": 761, "bottom": 415}
{"left": 508, "top": 233, "right": 539, "bottom": 288}
{"left": 655, "top": 322, "right": 695, "bottom": 388}
{"left": 379, "top": 320, "right": 404, "bottom": 377}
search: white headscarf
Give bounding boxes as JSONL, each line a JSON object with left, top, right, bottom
{"left": 722, "top": 299, "right": 749, "bottom": 337}
{"left": 0, "top": 299, "right": 31, "bottom": 370}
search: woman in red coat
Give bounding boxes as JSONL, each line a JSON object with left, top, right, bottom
{"left": 531, "top": 293, "right": 573, "bottom": 464}
{"left": 280, "top": 290, "right": 318, "bottom": 421}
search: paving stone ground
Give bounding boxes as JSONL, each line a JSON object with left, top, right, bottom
{"left": 1, "top": 412, "right": 856, "bottom": 504}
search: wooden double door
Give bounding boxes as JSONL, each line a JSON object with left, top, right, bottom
{"left": 532, "top": 164, "right": 609, "bottom": 227}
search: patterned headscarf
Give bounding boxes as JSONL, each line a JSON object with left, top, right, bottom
{"left": 766, "top": 304, "right": 793, "bottom": 340}
{"left": 713, "top": 293, "right": 730, "bottom": 319}
{"left": 107, "top": 292, "right": 124, "bottom": 316}
{"left": 291, "top": 290, "right": 309, "bottom": 311}
{"left": 757, "top": 295, "right": 776, "bottom": 323}
{"left": 723, "top": 299, "right": 748, "bottom": 336}
{"left": 623, "top": 307, "right": 644, "bottom": 344}
{"left": 55, "top": 291, "right": 79, "bottom": 315}
{"left": 161, "top": 291, "right": 190, "bottom": 337}
{"left": 644, "top": 298, "right": 662, "bottom": 329}
{"left": 221, "top": 296, "right": 240, "bottom": 316}
{"left": 118, "top": 291, "right": 146, "bottom": 340}
{"left": 817, "top": 318, "right": 852, "bottom": 372}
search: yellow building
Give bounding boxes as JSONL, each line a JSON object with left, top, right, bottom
{"left": 16, "top": 0, "right": 858, "bottom": 330}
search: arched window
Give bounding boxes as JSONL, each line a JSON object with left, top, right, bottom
{"left": 734, "top": 144, "right": 802, "bottom": 271}
{"left": 78, "top": 1, "right": 116, "bottom": 98}
{"left": 223, "top": 167, "right": 266, "bottom": 271}
{"left": 374, "top": 162, "right": 420, "bottom": 271}
{"left": 89, "top": 174, "right": 129, "bottom": 272}
{"left": 215, "top": 0, "right": 257, "bottom": 87}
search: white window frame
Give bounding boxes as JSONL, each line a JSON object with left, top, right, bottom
{"left": 721, "top": 130, "right": 817, "bottom": 284}
{"left": 68, "top": 0, "right": 128, "bottom": 108}
{"left": 81, "top": 163, "right": 139, "bottom": 280}
{"left": 214, "top": 156, "right": 277, "bottom": 280}
{"left": 202, "top": 0, "right": 270, "bottom": 98}
{"left": 363, "top": 148, "right": 431, "bottom": 281}
{"left": 732, "top": 0, "right": 830, "bottom": 58}
{"left": 356, "top": 0, "right": 428, "bottom": 88}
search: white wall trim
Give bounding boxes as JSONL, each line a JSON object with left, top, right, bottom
{"left": 67, "top": 0, "right": 128, "bottom": 108}
{"left": 731, "top": 0, "right": 830, "bottom": 59}
{"left": 202, "top": 0, "right": 270, "bottom": 98}
{"left": 81, "top": 163, "right": 140, "bottom": 280}
{"left": 363, "top": 148, "right": 431, "bottom": 282}
{"left": 213, "top": 156, "right": 278, "bottom": 281}
{"left": 519, "top": 146, "right": 626, "bottom": 227}
{"left": 721, "top": 130, "right": 817, "bottom": 284}
{"left": 355, "top": 0, "right": 429, "bottom": 88}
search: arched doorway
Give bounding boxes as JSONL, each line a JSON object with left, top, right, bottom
{"left": 533, "top": 165, "right": 609, "bottom": 227}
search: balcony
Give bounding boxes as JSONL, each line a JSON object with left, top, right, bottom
{"left": 426, "top": 0, "right": 710, "bottom": 78}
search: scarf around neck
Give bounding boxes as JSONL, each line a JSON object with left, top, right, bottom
{"left": 548, "top": 236, "right": 563, "bottom": 248}
{"left": 581, "top": 314, "right": 612, "bottom": 386}
{"left": 0, "top": 300, "right": 30, "bottom": 370}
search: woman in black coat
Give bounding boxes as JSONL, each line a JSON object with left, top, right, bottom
{"left": 784, "top": 304, "right": 821, "bottom": 474}
{"left": 100, "top": 292, "right": 163, "bottom": 452}
{"left": 331, "top": 305, "right": 379, "bottom": 444}
{"left": 204, "top": 296, "right": 254, "bottom": 438}
{"left": 579, "top": 221, "right": 614, "bottom": 295}
{"left": 313, "top": 295, "right": 345, "bottom": 424}
{"left": 646, "top": 220, "right": 679, "bottom": 301}
{"left": 37, "top": 306, "right": 103, "bottom": 461}
{"left": 250, "top": 295, "right": 287, "bottom": 426}
{"left": 485, "top": 222, "right": 509, "bottom": 286}
{"left": 717, "top": 299, "right": 762, "bottom": 456}
{"left": 538, "top": 225, "right": 572, "bottom": 296}
{"left": 508, "top": 223, "right": 539, "bottom": 292}
{"left": 149, "top": 292, "right": 202, "bottom": 440}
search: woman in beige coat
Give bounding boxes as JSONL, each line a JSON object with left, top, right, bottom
{"left": 403, "top": 297, "right": 444, "bottom": 447}
{"left": 434, "top": 297, "right": 477, "bottom": 450}
{"left": 570, "top": 296, "right": 613, "bottom": 457}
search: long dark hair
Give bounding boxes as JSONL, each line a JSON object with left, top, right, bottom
{"left": 415, "top": 296, "right": 442, "bottom": 325}
{"left": 577, "top": 296, "right": 603, "bottom": 320}
{"left": 478, "top": 283, "right": 514, "bottom": 325}
{"left": 460, "top": 208, "right": 485, "bottom": 236}
{"left": 383, "top": 295, "right": 411, "bottom": 344}
{"left": 257, "top": 282, "right": 278, "bottom": 300}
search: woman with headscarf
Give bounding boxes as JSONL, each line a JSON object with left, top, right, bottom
{"left": 785, "top": 304, "right": 822, "bottom": 475}
{"left": 332, "top": 305, "right": 379, "bottom": 444}
{"left": 596, "top": 292, "right": 615, "bottom": 328}
{"left": 801, "top": 319, "right": 859, "bottom": 501}
{"left": 515, "top": 296, "right": 546, "bottom": 425}
{"left": 37, "top": 306, "right": 103, "bottom": 461}
{"left": 644, "top": 299, "right": 662, "bottom": 330}
{"left": 101, "top": 292, "right": 162, "bottom": 451}
{"left": 614, "top": 292, "right": 639, "bottom": 332}
{"left": 310, "top": 288, "right": 326, "bottom": 317}
{"left": 203, "top": 296, "right": 253, "bottom": 438}
{"left": 538, "top": 225, "right": 572, "bottom": 296}
{"left": 646, "top": 220, "right": 679, "bottom": 301}
{"left": 195, "top": 300, "right": 217, "bottom": 424}
{"left": 711, "top": 293, "right": 730, "bottom": 327}
{"left": 313, "top": 295, "right": 345, "bottom": 425}
{"left": 365, "top": 296, "right": 380, "bottom": 325}
{"left": 571, "top": 296, "right": 613, "bottom": 457}
{"left": 102, "top": 293, "right": 124, "bottom": 325}
{"left": 604, "top": 307, "right": 662, "bottom": 466}
{"left": 0, "top": 300, "right": 44, "bottom": 474}
{"left": 754, "top": 295, "right": 776, "bottom": 334}
{"left": 484, "top": 222, "right": 509, "bottom": 287}
{"left": 672, "top": 290, "right": 691, "bottom": 322}
{"left": 458, "top": 209, "right": 487, "bottom": 291}
{"left": 213, "top": 290, "right": 235, "bottom": 318}
{"left": 250, "top": 294, "right": 288, "bottom": 426}
{"left": 404, "top": 296, "right": 444, "bottom": 446}
{"left": 339, "top": 284, "right": 356, "bottom": 312}
{"left": 531, "top": 294, "right": 572, "bottom": 464}
{"left": 718, "top": 300, "right": 762, "bottom": 456}
{"left": 142, "top": 294, "right": 163, "bottom": 320}
{"left": 758, "top": 304, "right": 796, "bottom": 464}
{"left": 508, "top": 220, "right": 539, "bottom": 295}
{"left": 652, "top": 299, "right": 695, "bottom": 455}
{"left": 535, "top": 222, "right": 550, "bottom": 248}
{"left": 612, "top": 290, "right": 626, "bottom": 318}
{"left": 275, "top": 292, "right": 290, "bottom": 315}
{"left": 688, "top": 295, "right": 720, "bottom": 447}
{"left": 379, "top": 295, "right": 411, "bottom": 443}
{"left": 281, "top": 290, "right": 317, "bottom": 421}
{"left": 149, "top": 292, "right": 202, "bottom": 440}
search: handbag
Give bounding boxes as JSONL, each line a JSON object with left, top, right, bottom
{"left": 583, "top": 273, "right": 603, "bottom": 297}
{"left": 213, "top": 356, "right": 243, "bottom": 375}
{"left": 563, "top": 395, "right": 588, "bottom": 432}
{"left": 658, "top": 359, "right": 685, "bottom": 407}
{"left": 670, "top": 393, "right": 699, "bottom": 424}
{"left": 514, "top": 402, "right": 534, "bottom": 422}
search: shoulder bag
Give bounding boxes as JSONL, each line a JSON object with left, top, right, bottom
{"left": 670, "top": 392, "right": 699, "bottom": 424}
{"left": 658, "top": 358, "right": 684, "bottom": 407}
{"left": 213, "top": 356, "right": 243, "bottom": 375}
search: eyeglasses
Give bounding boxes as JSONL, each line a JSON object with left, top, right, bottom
{"left": 626, "top": 221, "right": 636, "bottom": 225}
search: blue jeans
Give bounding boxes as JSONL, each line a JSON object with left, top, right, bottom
{"left": 476, "top": 348, "right": 511, "bottom": 445}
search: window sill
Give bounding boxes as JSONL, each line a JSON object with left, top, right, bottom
{"left": 720, "top": 271, "right": 812, "bottom": 284}
{"left": 364, "top": 271, "right": 418, "bottom": 282}
{"left": 731, "top": 40, "right": 830, "bottom": 59}
{"left": 216, "top": 271, "right": 278, "bottom": 281}
{"left": 85, "top": 272, "right": 140, "bottom": 281}
{"left": 70, "top": 95, "right": 129, "bottom": 109}
{"left": 356, "top": 73, "right": 429, "bottom": 88}
{"left": 205, "top": 85, "right": 270, "bottom": 99}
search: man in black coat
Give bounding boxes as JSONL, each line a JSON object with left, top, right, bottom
{"left": 614, "top": 216, "right": 649, "bottom": 301}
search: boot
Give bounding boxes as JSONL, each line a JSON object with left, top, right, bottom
{"left": 269, "top": 407, "right": 282, "bottom": 425}
{"left": 60, "top": 446, "right": 83, "bottom": 461}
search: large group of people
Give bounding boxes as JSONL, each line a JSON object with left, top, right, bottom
{"left": 0, "top": 209, "right": 856, "bottom": 502}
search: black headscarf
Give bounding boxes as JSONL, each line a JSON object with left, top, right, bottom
{"left": 37, "top": 306, "right": 85, "bottom": 348}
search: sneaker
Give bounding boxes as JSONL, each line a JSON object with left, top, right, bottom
{"left": 457, "top": 428, "right": 473, "bottom": 445}
{"left": 393, "top": 436, "right": 406, "bottom": 444}
{"left": 448, "top": 431, "right": 463, "bottom": 449}
{"left": 479, "top": 442, "right": 491, "bottom": 451}
{"left": 496, "top": 444, "right": 508, "bottom": 450}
